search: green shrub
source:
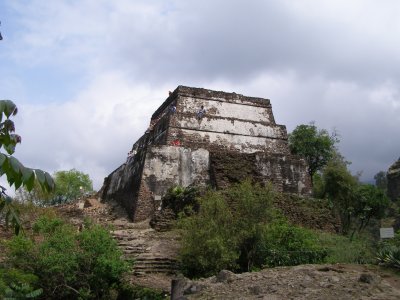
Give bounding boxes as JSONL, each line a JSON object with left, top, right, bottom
{"left": 0, "top": 268, "right": 40, "bottom": 299}
{"left": 178, "top": 190, "right": 239, "bottom": 278}
{"left": 162, "top": 186, "right": 200, "bottom": 216}
{"left": 3, "top": 216, "right": 130, "bottom": 299}
{"left": 116, "top": 284, "right": 167, "bottom": 300}
{"left": 261, "top": 221, "right": 327, "bottom": 267}
{"left": 376, "top": 233, "right": 400, "bottom": 269}
{"left": 317, "top": 231, "right": 375, "bottom": 264}
{"left": 179, "top": 181, "right": 327, "bottom": 277}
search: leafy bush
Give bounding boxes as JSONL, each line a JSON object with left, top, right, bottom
{"left": 261, "top": 221, "right": 327, "bottom": 267}
{"left": 178, "top": 190, "right": 238, "bottom": 278}
{"left": 3, "top": 216, "right": 130, "bottom": 299}
{"left": 162, "top": 186, "right": 200, "bottom": 216}
{"left": 376, "top": 245, "right": 400, "bottom": 269}
{"left": 0, "top": 268, "right": 40, "bottom": 299}
{"left": 376, "top": 233, "right": 400, "bottom": 269}
{"left": 116, "top": 284, "right": 167, "bottom": 300}
{"left": 179, "top": 181, "right": 327, "bottom": 277}
{"left": 317, "top": 231, "right": 375, "bottom": 264}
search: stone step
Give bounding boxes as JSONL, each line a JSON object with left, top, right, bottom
{"left": 122, "top": 250, "right": 148, "bottom": 256}
{"left": 123, "top": 252, "right": 173, "bottom": 259}
{"left": 134, "top": 264, "right": 178, "bottom": 270}
{"left": 135, "top": 258, "right": 177, "bottom": 263}
{"left": 133, "top": 266, "right": 179, "bottom": 275}
{"left": 132, "top": 260, "right": 180, "bottom": 275}
{"left": 118, "top": 244, "right": 146, "bottom": 249}
{"left": 117, "top": 242, "right": 147, "bottom": 248}
{"left": 112, "top": 235, "right": 140, "bottom": 241}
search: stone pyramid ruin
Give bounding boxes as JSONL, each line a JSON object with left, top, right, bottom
{"left": 100, "top": 86, "right": 311, "bottom": 221}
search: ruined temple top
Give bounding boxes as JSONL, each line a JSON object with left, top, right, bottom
{"left": 152, "top": 86, "right": 271, "bottom": 119}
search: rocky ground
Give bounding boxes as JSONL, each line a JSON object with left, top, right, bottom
{"left": 175, "top": 264, "right": 400, "bottom": 300}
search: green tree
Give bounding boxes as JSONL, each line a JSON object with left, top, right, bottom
{"left": 323, "top": 159, "right": 358, "bottom": 235}
{"left": 352, "top": 184, "right": 389, "bottom": 236}
{"left": 17, "top": 169, "right": 93, "bottom": 205}
{"left": 374, "top": 171, "right": 388, "bottom": 192}
{"left": 52, "top": 169, "right": 93, "bottom": 203}
{"left": 0, "top": 100, "right": 54, "bottom": 234}
{"left": 322, "top": 156, "right": 389, "bottom": 236}
{"left": 289, "top": 123, "right": 338, "bottom": 182}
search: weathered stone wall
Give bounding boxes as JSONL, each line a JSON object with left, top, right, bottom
{"left": 209, "top": 151, "right": 312, "bottom": 195}
{"left": 100, "top": 134, "right": 149, "bottom": 219}
{"left": 167, "top": 127, "right": 289, "bottom": 154}
{"left": 138, "top": 146, "right": 209, "bottom": 219}
{"left": 388, "top": 158, "right": 400, "bottom": 201}
{"left": 164, "top": 86, "right": 289, "bottom": 154}
{"left": 101, "top": 144, "right": 210, "bottom": 221}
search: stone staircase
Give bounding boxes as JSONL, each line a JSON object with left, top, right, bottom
{"left": 56, "top": 198, "right": 180, "bottom": 289}
{"left": 111, "top": 226, "right": 180, "bottom": 277}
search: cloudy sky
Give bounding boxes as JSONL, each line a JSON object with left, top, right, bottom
{"left": 1, "top": 0, "right": 399, "bottom": 190}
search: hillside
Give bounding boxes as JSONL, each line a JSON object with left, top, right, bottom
{"left": 2, "top": 194, "right": 400, "bottom": 299}
{"left": 53, "top": 198, "right": 400, "bottom": 299}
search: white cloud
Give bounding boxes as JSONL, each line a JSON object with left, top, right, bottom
{"left": 14, "top": 71, "right": 172, "bottom": 189}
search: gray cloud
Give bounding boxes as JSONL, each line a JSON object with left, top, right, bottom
{"left": 3, "top": 0, "right": 400, "bottom": 188}
{"left": 105, "top": 0, "right": 400, "bottom": 87}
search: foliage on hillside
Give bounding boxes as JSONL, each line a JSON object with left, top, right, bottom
{"left": 0, "top": 215, "right": 130, "bottom": 299}
{"left": 178, "top": 181, "right": 328, "bottom": 278}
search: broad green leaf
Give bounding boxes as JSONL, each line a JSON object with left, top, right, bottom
{"left": 21, "top": 167, "right": 35, "bottom": 191}
{"left": 21, "top": 166, "right": 34, "bottom": 182}
{"left": 9, "top": 156, "right": 23, "bottom": 174}
{"left": 35, "top": 169, "right": 46, "bottom": 185}
{"left": 14, "top": 176, "right": 23, "bottom": 189}
{"left": 4, "top": 143, "right": 15, "bottom": 155}
{"left": 0, "top": 158, "right": 10, "bottom": 176}
{"left": 0, "top": 153, "right": 7, "bottom": 166}
{"left": 25, "top": 172, "right": 35, "bottom": 191}
{"left": 7, "top": 175, "right": 15, "bottom": 187}
{"left": 45, "top": 172, "right": 55, "bottom": 191}
{"left": 3, "top": 100, "right": 17, "bottom": 118}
